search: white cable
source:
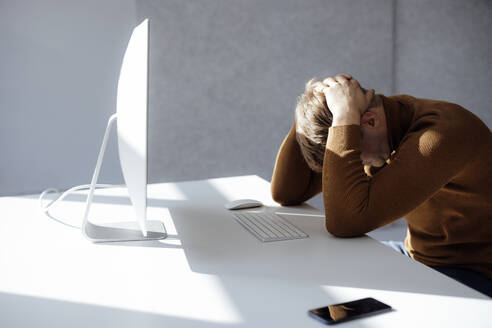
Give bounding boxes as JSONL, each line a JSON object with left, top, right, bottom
{"left": 39, "top": 184, "right": 115, "bottom": 229}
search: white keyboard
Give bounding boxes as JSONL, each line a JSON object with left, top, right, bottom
{"left": 233, "top": 211, "right": 309, "bottom": 242}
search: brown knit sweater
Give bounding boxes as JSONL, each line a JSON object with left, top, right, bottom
{"left": 271, "top": 95, "right": 492, "bottom": 278}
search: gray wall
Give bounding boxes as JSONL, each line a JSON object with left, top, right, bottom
{"left": 138, "top": 0, "right": 393, "bottom": 189}
{"left": 0, "top": 0, "right": 136, "bottom": 195}
{"left": 395, "top": 0, "right": 492, "bottom": 127}
{"left": 1, "top": 0, "right": 491, "bottom": 200}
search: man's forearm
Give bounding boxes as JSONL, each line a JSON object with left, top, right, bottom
{"left": 271, "top": 123, "right": 322, "bottom": 205}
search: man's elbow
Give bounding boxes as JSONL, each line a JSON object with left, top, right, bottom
{"left": 324, "top": 214, "right": 367, "bottom": 238}
{"left": 272, "top": 195, "right": 300, "bottom": 206}
{"left": 271, "top": 186, "right": 301, "bottom": 206}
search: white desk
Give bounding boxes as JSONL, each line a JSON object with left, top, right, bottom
{"left": 0, "top": 175, "right": 490, "bottom": 327}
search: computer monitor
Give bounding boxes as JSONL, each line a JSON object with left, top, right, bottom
{"left": 81, "top": 19, "right": 167, "bottom": 242}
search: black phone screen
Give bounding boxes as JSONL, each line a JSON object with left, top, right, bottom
{"left": 308, "top": 297, "right": 392, "bottom": 325}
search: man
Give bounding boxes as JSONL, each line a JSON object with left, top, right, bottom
{"left": 271, "top": 73, "right": 492, "bottom": 297}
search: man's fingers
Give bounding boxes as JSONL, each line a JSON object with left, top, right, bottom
{"left": 336, "top": 73, "right": 352, "bottom": 81}
{"left": 350, "top": 78, "right": 360, "bottom": 88}
{"left": 323, "top": 77, "right": 337, "bottom": 87}
{"left": 365, "top": 89, "right": 375, "bottom": 106}
{"left": 334, "top": 74, "right": 350, "bottom": 84}
{"left": 324, "top": 74, "right": 353, "bottom": 87}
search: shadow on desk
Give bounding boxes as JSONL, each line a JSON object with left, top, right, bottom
{"left": 30, "top": 179, "right": 488, "bottom": 301}
{"left": 157, "top": 180, "right": 485, "bottom": 300}
{"left": 0, "top": 292, "right": 232, "bottom": 328}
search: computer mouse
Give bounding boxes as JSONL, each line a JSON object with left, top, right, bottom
{"left": 225, "top": 199, "right": 263, "bottom": 210}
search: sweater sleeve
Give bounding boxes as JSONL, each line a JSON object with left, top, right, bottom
{"left": 271, "top": 123, "right": 322, "bottom": 205}
{"left": 322, "top": 124, "right": 474, "bottom": 237}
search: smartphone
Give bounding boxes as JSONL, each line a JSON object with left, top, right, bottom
{"left": 308, "top": 297, "right": 392, "bottom": 325}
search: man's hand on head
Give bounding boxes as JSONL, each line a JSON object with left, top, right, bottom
{"left": 314, "top": 73, "right": 374, "bottom": 127}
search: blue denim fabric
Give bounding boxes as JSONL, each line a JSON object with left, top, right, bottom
{"left": 382, "top": 240, "right": 492, "bottom": 298}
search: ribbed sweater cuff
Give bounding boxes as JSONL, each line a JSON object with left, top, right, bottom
{"left": 326, "top": 125, "right": 361, "bottom": 153}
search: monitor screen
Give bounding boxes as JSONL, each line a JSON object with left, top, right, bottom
{"left": 116, "top": 18, "right": 149, "bottom": 236}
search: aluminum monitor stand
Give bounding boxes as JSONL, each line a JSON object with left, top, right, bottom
{"left": 81, "top": 114, "right": 167, "bottom": 243}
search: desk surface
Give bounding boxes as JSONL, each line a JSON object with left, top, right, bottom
{"left": 0, "top": 175, "right": 490, "bottom": 327}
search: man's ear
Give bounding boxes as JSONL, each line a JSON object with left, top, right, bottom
{"left": 361, "top": 111, "right": 378, "bottom": 128}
